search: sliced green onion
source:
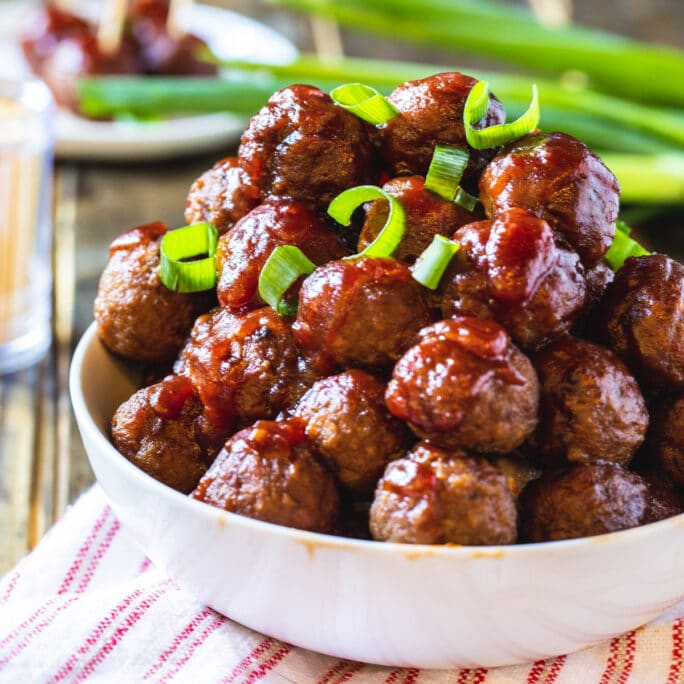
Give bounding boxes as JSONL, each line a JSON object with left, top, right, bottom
{"left": 330, "top": 83, "right": 399, "bottom": 125}
{"left": 616, "top": 219, "right": 632, "bottom": 235}
{"left": 258, "top": 245, "right": 316, "bottom": 316}
{"left": 464, "top": 81, "right": 540, "bottom": 150}
{"left": 454, "top": 187, "right": 478, "bottom": 212}
{"left": 160, "top": 222, "right": 218, "bottom": 293}
{"left": 604, "top": 224, "right": 650, "bottom": 271}
{"left": 328, "top": 185, "right": 406, "bottom": 258}
{"left": 425, "top": 145, "right": 469, "bottom": 201}
{"left": 411, "top": 234, "right": 460, "bottom": 290}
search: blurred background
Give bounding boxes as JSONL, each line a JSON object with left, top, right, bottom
{"left": 0, "top": 0, "right": 682, "bottom": 572}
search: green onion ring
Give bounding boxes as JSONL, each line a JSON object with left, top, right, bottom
{"left": 464, "top": 81, "right": 540, "bottom": 150}
{"left": 258, "top": 245, "right": 316, "bottom": 316}
{"left": 604, "top": 221, "right": 650, "bottom": 271}
{"left": 454, "top": 187, "right": 479, "bottom": 212}
{"left": 425, "top": 145, "right": 470, "bottom": 201}
{"left": 328, "top": 185, "right": 406, "bottom": 258}
{"left": 411, "top": 234, "right": 460, "bottom": 290}
{"left": 330, "top": 83, "right": 399, "bottom": 125}
{"left": 159, "top": 222, "right": 218, "bottom": 293}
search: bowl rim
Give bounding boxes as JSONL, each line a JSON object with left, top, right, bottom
{"left": 70, "top": 320, "right": 684, "bottom": 561}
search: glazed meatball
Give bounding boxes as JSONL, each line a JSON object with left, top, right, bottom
{"left": 111, "top": 375, "right": 209, "bottom": 493}
{"left": 94, "top": 221, "right": 210, "bottom": 363}
{"left": 648, "top": 393, "right": 684, "bottom": 487}
{"left": 381, "top": 72, "right": 505, "bottom": 184}
{"left": 293, "top": 257, "right": 433, "bottom": 374}
{"left": 440, "top": 209, "right": 587, "bottom": 351}
{"left": 385, "top": 317, "right": 539, "bottom": 453}
{"left": 637, "top": 468, "right": 684, "bottom": 524}
{"left": 238, "top": 84, "right": 379, "bottom": 210}
{"left": 191, "top": 418, "right": 339, "bottom": 533}
{"left": 370, "top": 443, "right": 517, "bottom": 545}
{"left": 358, "top": 176, "right": 476, "bottom": 263}
{"left": 480, "top": 132, "right": 619, "bottom": 266}
{"left": 184, "top": 157, "right": 260, "bottom": 234}
{"left": 292, "top": 370, "right": 412, "bottom": 494}
{"left": 216, "top": 201, "right": 348, "bottom": 313}
{"left": 532, "top": 337, "right": 648, "bottom": 467}
{"left": 596, "top": 254, "right": 684, "bottom": 393}
{"left": 178, "top": 307, "right": 307, "bottom": 434}
{"left": 520, "top": 462, "right": 649, "bottom": 542}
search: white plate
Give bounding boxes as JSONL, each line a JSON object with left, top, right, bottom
{"left": 0, "top": 1, "right": 297, "bottom": 160}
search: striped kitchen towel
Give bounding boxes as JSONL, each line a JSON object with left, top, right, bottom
{"left": 0, "top": 485, "right": 683, "bottom": 683}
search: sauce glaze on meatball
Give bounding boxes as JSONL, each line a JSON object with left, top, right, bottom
{"left": 385, "top": 317, "right": 539, "bottom": 453}
{"left": 111, "top": 375, "right": 210, "bottom": 493}
{"left": 191, "top": 418, "right": 339, "bottom": 533}
{"left": 381, "top": 72, "right": 505, "bottom": 184}
{"left": 440, "top": 209, "right": 587, "bottom": 351}
{"left": 370, "top": 442, "right": 518, "bottom": 545}
{"left": 293, "top": 257, "right": 433, "bottom": 374}
{"left": 216, "top": 200, "right": 348, "bottom": 313}
{"left": 238, "top": 84, "right": 379, "bottom": 210}
{"left": 358, "top": 176, "right": 477, "bottom": 263}
{"left": 179, "top": 307, "right": 307, "bottom": 435}
{"left": 479, "top": 132, "right": 619, "bottom": 266}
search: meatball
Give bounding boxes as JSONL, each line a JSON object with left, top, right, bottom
{"left": 292, "top": 370, "right": 412, "bottom": 494}
{"left": 293, "top": 257, "right": 433, "bottom": 374}
{"left": 369, "top": 443, "right": 517, "bottom": 545}
{"left": 238, "top": 84, "right": 379, "bottom": 210}
{"left": 480, "top": 132, "right": 619, "bottom": 266}
{"left": 111, "top": 375, "right": 209, "bottom": 493}
{"left": 648, "top": 393, "right": 684, "bottom": 487}
{"left": 216, "top": 201, "right": 348, "bottom": 313}
{"left": 127, "top": 0, "right": 218, "bottom": 75}
{"left": 596, "top": 254, "right": 684, "bottom": 393}
{"left": 178, "top": 306, "right": 306, "bottom": 434}
{"left": 94, "top": 221, "right": 210, "bottom": 363}
{"left": 191, "top": 418, "right": 339, "bottom": 533}
{"left": 519, "top": 462, "right": 649, "bottom": 542}
{"left": 184, "top": 157, "right": 260, "bottom": 234}
{"left": 385, "top": 317, "right": 539, "bottom": 453}
{"left": 357, "top": 176, "right": 476, "bottom": 263}
{"left": 532, "top": 337, "right": 648, "bottom": 467}
{"left": 440, "top": 209, "right": 587, "bottom": 351}
{"left": 637, "top": 468, "right": 684, "bottom": 524}
{"left": 381, "top": 72, "right": 505, "bottom": 184}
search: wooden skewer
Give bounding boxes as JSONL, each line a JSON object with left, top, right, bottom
{"left": 97, "top": 0, "right": 129, "bottom": 55}
{"left": 167, "top": 0, "right": 192, "bottom": 39}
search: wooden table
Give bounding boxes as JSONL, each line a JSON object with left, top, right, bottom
{"left": 1, "top": 1, "right": 683, "bottom": 574}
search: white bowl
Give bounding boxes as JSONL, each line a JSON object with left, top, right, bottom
{"left": 70, "top": 321, "right": 684, "bottom": 669}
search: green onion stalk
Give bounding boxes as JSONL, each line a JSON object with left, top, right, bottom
{"left": 265, "top": 0, "right": 684, "bottom": 109}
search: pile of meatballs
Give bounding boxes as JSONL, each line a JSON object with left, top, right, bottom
{"left": 94, "top": 72, "right": 684, "bottom": 546}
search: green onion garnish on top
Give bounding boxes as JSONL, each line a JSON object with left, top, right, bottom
{"left": 604, "top": 221, "right": 651, "bottom": 271}
{"left": 330, "top": 83, "right": 399, "bottom": 125}
{"left": 425, "top": 145, "right": 470, "bottom": 202}
{"left": 454, "top": 187, "right": 478, "bottom": 212}
{"left": 328, "top": 185, "right": 406, "bottom": 258}
{"left": 258, "top": 245, "right": 316, "bottom": 316}
{"left": 159, "top": 222, "right": 218, "bottom": 293}
{"left": 411, "top": 234, "right": 460, "bottom": 290}
{"left": 464, "top": 81, "right": 540, "bottom": 150}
